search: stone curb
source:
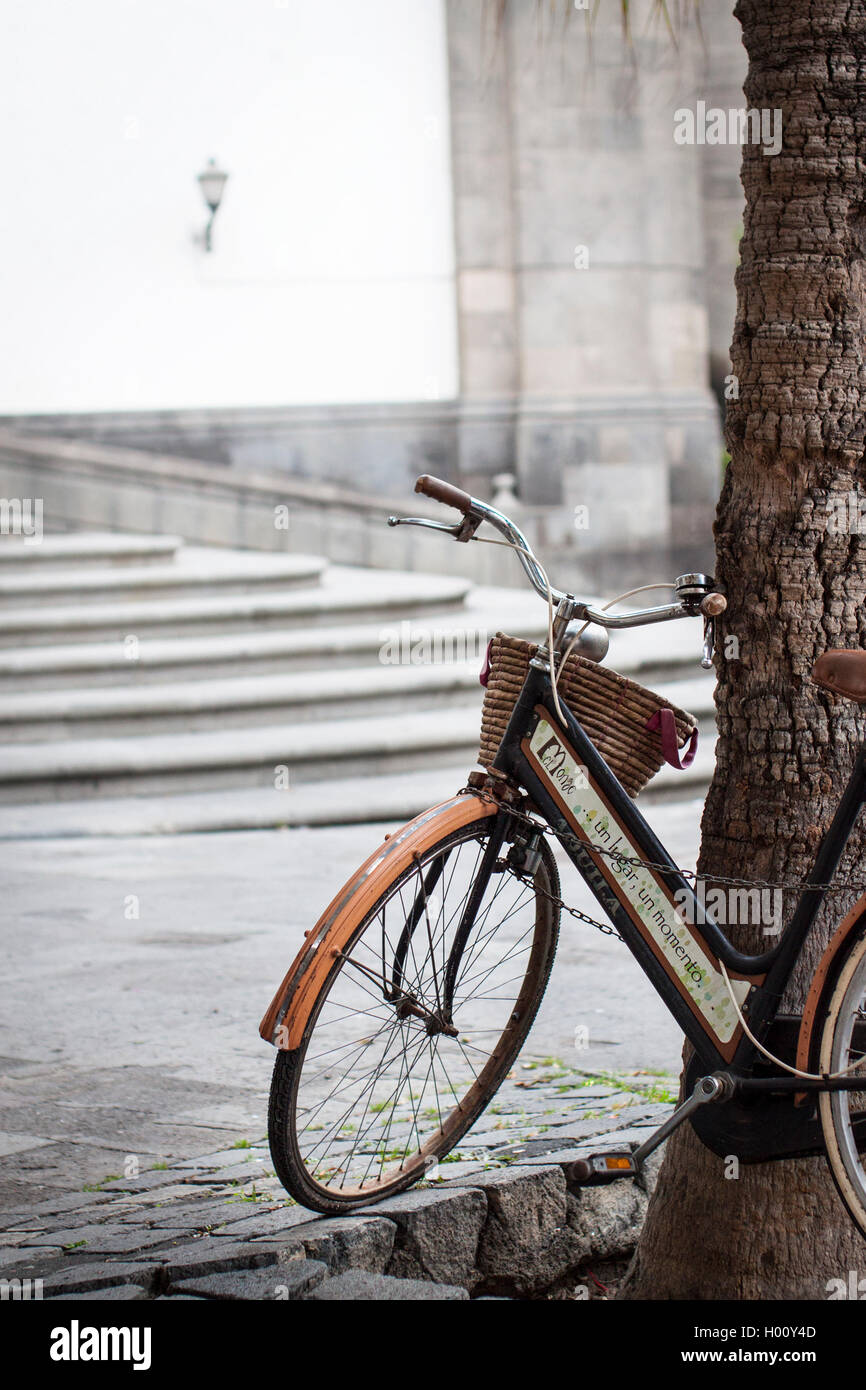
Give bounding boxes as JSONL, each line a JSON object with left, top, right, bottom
{"left": 4, "top": 1141, "right": 663, "bottom": 1302}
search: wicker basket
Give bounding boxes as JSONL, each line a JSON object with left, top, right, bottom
{"left": 478, "top": 633, "right": 698, "bottom": 798}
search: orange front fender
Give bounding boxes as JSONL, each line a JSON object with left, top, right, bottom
{"left": 259, "top": 792, "right": 497, "bottom": 1050}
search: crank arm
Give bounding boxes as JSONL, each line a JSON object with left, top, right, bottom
{"left": 564, "top": 1073, "right": 735, "bottom": 1186}
{"left": 631, "top": 1072, "right": 736, "bottom": 1167}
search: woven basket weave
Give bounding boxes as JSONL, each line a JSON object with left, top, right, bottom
{"left": 478, "top": 633, "right": 698, "bottom": 798}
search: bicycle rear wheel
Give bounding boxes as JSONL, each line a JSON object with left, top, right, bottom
{"left": 268, "top": 809, "right": 559, "bottom": 1213}
{"left": 818, "top": 924, "right": 866, "bottom": 1237}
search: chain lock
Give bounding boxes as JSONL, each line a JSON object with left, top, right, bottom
{"left": 463, "top": 784, "right": 866, "bottom": 942}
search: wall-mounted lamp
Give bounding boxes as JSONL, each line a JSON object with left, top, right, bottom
{"left": 196, "top": 158, "right": 229, "bottom": 252}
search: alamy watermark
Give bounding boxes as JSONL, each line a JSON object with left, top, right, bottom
{"left": 379, "top": 621, "right": 488, "bottom": 666}
{"left": 827, "top": 1270, "right": 866, "bottom": 1299}
{"left": 674, "top": 102, "right": 782, "bottom": 158}
{"left": 826, "top": 492, "right": 866, "bottom": 535}
{"left": 1, "top": 1277, "right": 43, "bottom": 1300}
{"left": 674, "top": 883, "right": 783, "bottom": 936}
{"left": 50, "top": 1323, "right": 151, "bottom": 1370}
{"left": 0, "top": 496, "right": 43, "bottom": 543}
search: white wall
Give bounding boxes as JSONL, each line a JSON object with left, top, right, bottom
{"left": 0, "top": 0, "right": 457, "bottom": 412}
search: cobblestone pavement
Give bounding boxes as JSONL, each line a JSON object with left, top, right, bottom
{"left": 0, "top": 800, "right": 700, "bottom": 1298}
{"left": 0, "top": 1058, "right": 673, "bottom": 1299}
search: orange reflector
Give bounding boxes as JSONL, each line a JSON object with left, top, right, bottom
{"left": 605, "top": 1156, "right": 632, "bottom": 1170}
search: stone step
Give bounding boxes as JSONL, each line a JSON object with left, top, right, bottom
{"left": 0, "top": 531, "right": 182, "bottom": 566}
{"left": 0, "top": 604, "right": 709, "bottom": 690}
{"left": 647, "top": 675, "right": 716, "bottom": 725}
{"left": 0, "top": 626, "right": 491, "bottom": 688}
{"left": 641, "top": 735, "right": 717, "bottom": 799}
{"left": 0, "top": 707, "right": 488, "bottom": 803}
{"left": 0, "top": 768, "right": 474, "bottom": 836}
{"left": 0, "top": 612, "right": 543, "bottom": 689}
{"left": 0, "top": 663, "right": 716, "bottom": 742}
{"left": 0, "top": 684, "right": 717, "bottom": 805}
{"left": 0, "top": 546, "right": 326, "bottom": 605}
{"left": 0, "top": 567, "right": 472, "bottom": 646}
{"left": 0, "top": 741, "right": 716, "bottom": 837}
{"left": 0, "top": 661, "right": 486, "bottom": 740}
{"left": 0, "top": 531, "right": 717, "bottom": 823}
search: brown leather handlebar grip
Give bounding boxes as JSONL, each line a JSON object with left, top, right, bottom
{"left": 415, "top": 474, "right": 473, "bottom": 515}
{"left": 701, "top": 593, "right": 727, "bottom": 617}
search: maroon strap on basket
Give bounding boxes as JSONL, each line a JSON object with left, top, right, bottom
{"left": 645, "top": 709, "right": 698, "bottom": 770}
{"left": 479, "top": 638, "right": 493, "bottom": 687}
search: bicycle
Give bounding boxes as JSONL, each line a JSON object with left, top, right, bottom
{"left": 259, "top": 474, "right": 866, "bottom": 1236}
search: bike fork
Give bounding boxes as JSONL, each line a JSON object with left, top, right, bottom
{"left": 387, "top": 806, "right": 513, "bottom": 1025}
{"left": 388, "top": 849, "right": 452, "bottom": 1002}
{"left": 441, "top": 808, "right": 513, "bottom": 1024}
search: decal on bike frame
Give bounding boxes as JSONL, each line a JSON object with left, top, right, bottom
{"left": 526, "top": 717, "right": 751, "bottom": 1046}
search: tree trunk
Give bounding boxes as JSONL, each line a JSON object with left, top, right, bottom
{"left": 624, "top": 0, "right": 866, "bottom": 1299}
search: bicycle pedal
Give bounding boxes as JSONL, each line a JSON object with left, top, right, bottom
{"left": 565, "top": 1151, "right": 639, "bottom": 1185}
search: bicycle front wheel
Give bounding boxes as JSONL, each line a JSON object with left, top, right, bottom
{"left": 268, "top": 809, "right": 559, "bottom": 1213}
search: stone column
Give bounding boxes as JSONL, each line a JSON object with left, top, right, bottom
{"left": 445, "top": 0, "right": 519, "bottom": 495}
{"left": 696, "top": 1, "right": 748, "bottom": 403}
{"left": 444, "top": 0, "right": 730, "bottom": 566}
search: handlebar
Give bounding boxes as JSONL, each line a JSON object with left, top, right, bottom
{"left": 399, "top": 474, "right": 555, "bottom": 604}
{"left": 389, "top": 474, "right": 726, "bottom": 635}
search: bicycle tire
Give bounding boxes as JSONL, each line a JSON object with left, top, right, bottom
{"left": 818, "top": 922, "right": 866, "bottom": 1238}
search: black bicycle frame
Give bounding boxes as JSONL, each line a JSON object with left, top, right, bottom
{"left": 490, "top": 659, "right": 866, "bottom": 1083}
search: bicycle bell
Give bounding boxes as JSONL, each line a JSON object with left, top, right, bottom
{"left": 562, "top": 622, "right": 609, "bottom": 665}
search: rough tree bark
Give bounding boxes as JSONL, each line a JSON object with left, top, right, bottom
{"left": 624, "top": 0, "right": 866, "bottom": 1299}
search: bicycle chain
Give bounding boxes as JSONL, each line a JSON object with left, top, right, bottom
{"left": 524, "top": 871, "right": 625, "bottom": 939}
{"left": 461, "top": 784, "right": 866, "bottom": 943}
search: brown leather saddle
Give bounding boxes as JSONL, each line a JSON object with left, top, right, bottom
{"left": 812, "top": 650, "right": 866, "bottom": 704}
